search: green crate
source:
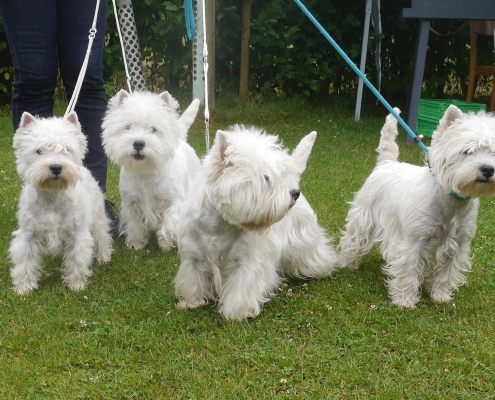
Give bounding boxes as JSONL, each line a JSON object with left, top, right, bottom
{"left": 417, "top": 116, "right": 439, "bottom": 138}
{"left": 417, "top": 99, "right": 486, "bottom": 138}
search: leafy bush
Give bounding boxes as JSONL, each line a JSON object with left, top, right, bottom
{"left": 0, "top": 0, "right": 484, "bottom": 102}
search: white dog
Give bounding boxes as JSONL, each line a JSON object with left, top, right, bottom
{"left": 102, "top": 90, "right": 201, "bottom": 252}
{"left": 174, "top": 125, "right": 338, "bottom": 320}
{"left": 338, "top": 106, "right": 495, "bottom": 308}
{"left": 9, "top": 112, "right": 113, "bottom": 294}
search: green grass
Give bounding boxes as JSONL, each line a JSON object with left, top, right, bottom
{"left": 1, "top": 94, "right": 495, "bottom": 399}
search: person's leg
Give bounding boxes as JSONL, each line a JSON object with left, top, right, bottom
{"left": 0, "top": 0, "right": 58, "bottom": 131}
{"left": 56, "top": 0, "right": 108, "bottom": 192}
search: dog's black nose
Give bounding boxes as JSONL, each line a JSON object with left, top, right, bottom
{"left": 49, "top": 164, "right": 62, "bottom": 176}
{"left": 291, "top": 189, "right": 300, "bottom": 201}
{"left": 481, "top": 165, "right": 495, "bottom": 178}
{"left": 133, "top": 140, "right": 145, "bottom": 151}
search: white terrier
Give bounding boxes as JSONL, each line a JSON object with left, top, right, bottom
{"left": 9, "top": 112, "right": 113, "bottom": 294}
{"left": 102, "top": 90, "right": 201, "bottom": 252}
{"left": 339, "top": 106, "right": 495, "bottom": 308}
{"left": 174, "top": 125, "right": 338, "bottom": 320}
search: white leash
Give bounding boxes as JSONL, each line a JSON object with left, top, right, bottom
{"left": 65, "top": 0, "right": 101, "bottom": 117}
{"left": 111, "top": 0, "right": 134, "bottom": 93}
{"left": 201, "top": 0, "right": 210, "bottom": 154}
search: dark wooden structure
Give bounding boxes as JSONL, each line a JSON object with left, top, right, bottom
{"left": 402, "top": 0, "right": 495, "bottom": 143}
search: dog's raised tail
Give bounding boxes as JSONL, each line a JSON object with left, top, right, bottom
{"left": 376, "top": 108, "right": 401, "bottom": 165}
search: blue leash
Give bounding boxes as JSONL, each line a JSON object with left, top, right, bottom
{"left": 184, "top": 0, "right": 196, "bottom": 40}
{"left": 293, "top": 0, "right": 429, "bottom": 154}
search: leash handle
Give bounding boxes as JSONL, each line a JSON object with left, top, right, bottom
{"left": 65, "top": 0, "right": 101, "bottom": 117}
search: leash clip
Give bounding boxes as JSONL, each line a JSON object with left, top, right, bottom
{"left": 413, "top": 134, "right": 424, "bottom": 144}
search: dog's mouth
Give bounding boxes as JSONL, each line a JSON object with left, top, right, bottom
{"left": 132, "top": 153, "right": 145, "bottom": 161}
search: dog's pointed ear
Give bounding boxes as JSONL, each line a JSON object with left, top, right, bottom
{"left": 64, "top": 111, "right": 81, "bottom": 128}
{"left": 19, "top": 112, "right": 36, "bottom": 130}
{"left": 108, "top": 89, "right": 129, "bottom": 112}
{"left": 64, "top": 111, "right": 87, "bottom": 154}
{"left": 116, "top": 89, "right": 130, "bottom": 105}
{"left": 215, "top": 130, "right": 232, "bottom": 165}
{"left": 159, "top": 91, "right": 180, "bottom": 111}
{"left": 292, "top": 131, "right": 317, "bottom": 175}
{"left": 436, "top": 105, "right": 464, "bottom": 137}
{"left": 179, "top": 98, "right": 200, "bottom": 140}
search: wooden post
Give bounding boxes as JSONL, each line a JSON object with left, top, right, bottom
{"left": 239, "top": 0, "right": 251, "bottom": 99}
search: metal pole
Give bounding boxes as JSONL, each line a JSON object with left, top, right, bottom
{"left": 116, "top": 0, "right": 147, "bottom": 91}
{"left": 192, "top": 0, "right": 206, "bottom": 104}
{"left": 355, "top": 0, "right": 372, "bottom": 121}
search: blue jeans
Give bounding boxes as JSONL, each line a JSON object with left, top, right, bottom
{"left": 0, "top": 0, "right": 109, "bottom": 192}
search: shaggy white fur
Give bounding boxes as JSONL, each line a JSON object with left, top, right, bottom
{"left": 339, "top": 106, "right": 495, "bottom": 308}
{"left": 10, "top": 112, "right": 113, "bottom": 294}
{"left": 102, "top": 90, "right": 200, "bottom": 252}
{"left": 174, "top": 125, "right": 338, "bottom": 320}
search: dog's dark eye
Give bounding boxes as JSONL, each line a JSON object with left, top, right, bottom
{"left": 264, "top": 175, "right": 270, "bottom": 182}
{"left": 36, "top": 148, "right": 43, "bottom": 155}
{"left": 125, "top": 124, "right": 131, "bottom": 130}
{"left": 462, "top": 149, "right": 470, "bottom": 155}
{"left": 150, "top": 127, "right": 157, "bottom": 133}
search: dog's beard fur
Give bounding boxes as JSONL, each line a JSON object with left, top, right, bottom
{"left": 26, "top": 160, "right": 79, "bottom": 191}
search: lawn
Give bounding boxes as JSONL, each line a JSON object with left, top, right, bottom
{"left": 0, "top": 94, "right": 494, "bottom": 399}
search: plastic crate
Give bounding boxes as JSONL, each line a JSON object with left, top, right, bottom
{"left": 416, "top": 116, "right": 439, "bottom": 138}
{"left": 417, "top": 99, "right": 486, "bottom": 138}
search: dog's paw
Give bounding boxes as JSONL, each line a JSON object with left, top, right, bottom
{"left": 125, "top": 241, "right": 146, "bottom": 251}
{"left": 157, "top": 231, "right": 175, "bottom": 253}
{"left": 95, "top": 251, "right": 112, "bottom": 265}
{"left": 219, "top": 308, "right": 260, "bottom": 321}
{"left": 346, "top": 263, "right": 361, "bottom": 271}
{"left": 391, "top": 298, "right": 417, "bottom": 309}
{"left": 66, "top": 280, "right": 87, "bottom": 292}
{"left": 158, "top": 241, "right": 175, "bottom": 254}
{"left": 13, "top": 281, "right": 38, "bottom": 295}
{"left": 175, "top": 299, "right": 206, "bottom": 310}
{"left": 429, "top": 290, "right": 452, "bottom": 303}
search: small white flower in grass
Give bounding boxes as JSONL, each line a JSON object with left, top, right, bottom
{"left": 83, "top": 295, "right": 88, "bottom": 301}
{"left": 370, "top": 304, "right": 377, "bottom": 311}
{"left": 444, "top": 368, "right": 449, "bottom": 373}
{"left": 105, "top": 321, "right": 110, "bottom": 325}
{"left": 80, "top": 320, "right": 87, "bottom": 328}
{"left": 286, "top": 289, "right": 293, "bottom": 297}
{"left": 280, "top": 378, "right": 287, "bottom": 384}
{"left": 165, "top": 311, "right": 171, "bottom": 317}
{"left": 326, "top": 304, "right": 332, "bottom": 311}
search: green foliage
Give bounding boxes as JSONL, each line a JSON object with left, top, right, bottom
{"left": 0, "top": 0, "right": 489, "bottom": 102}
